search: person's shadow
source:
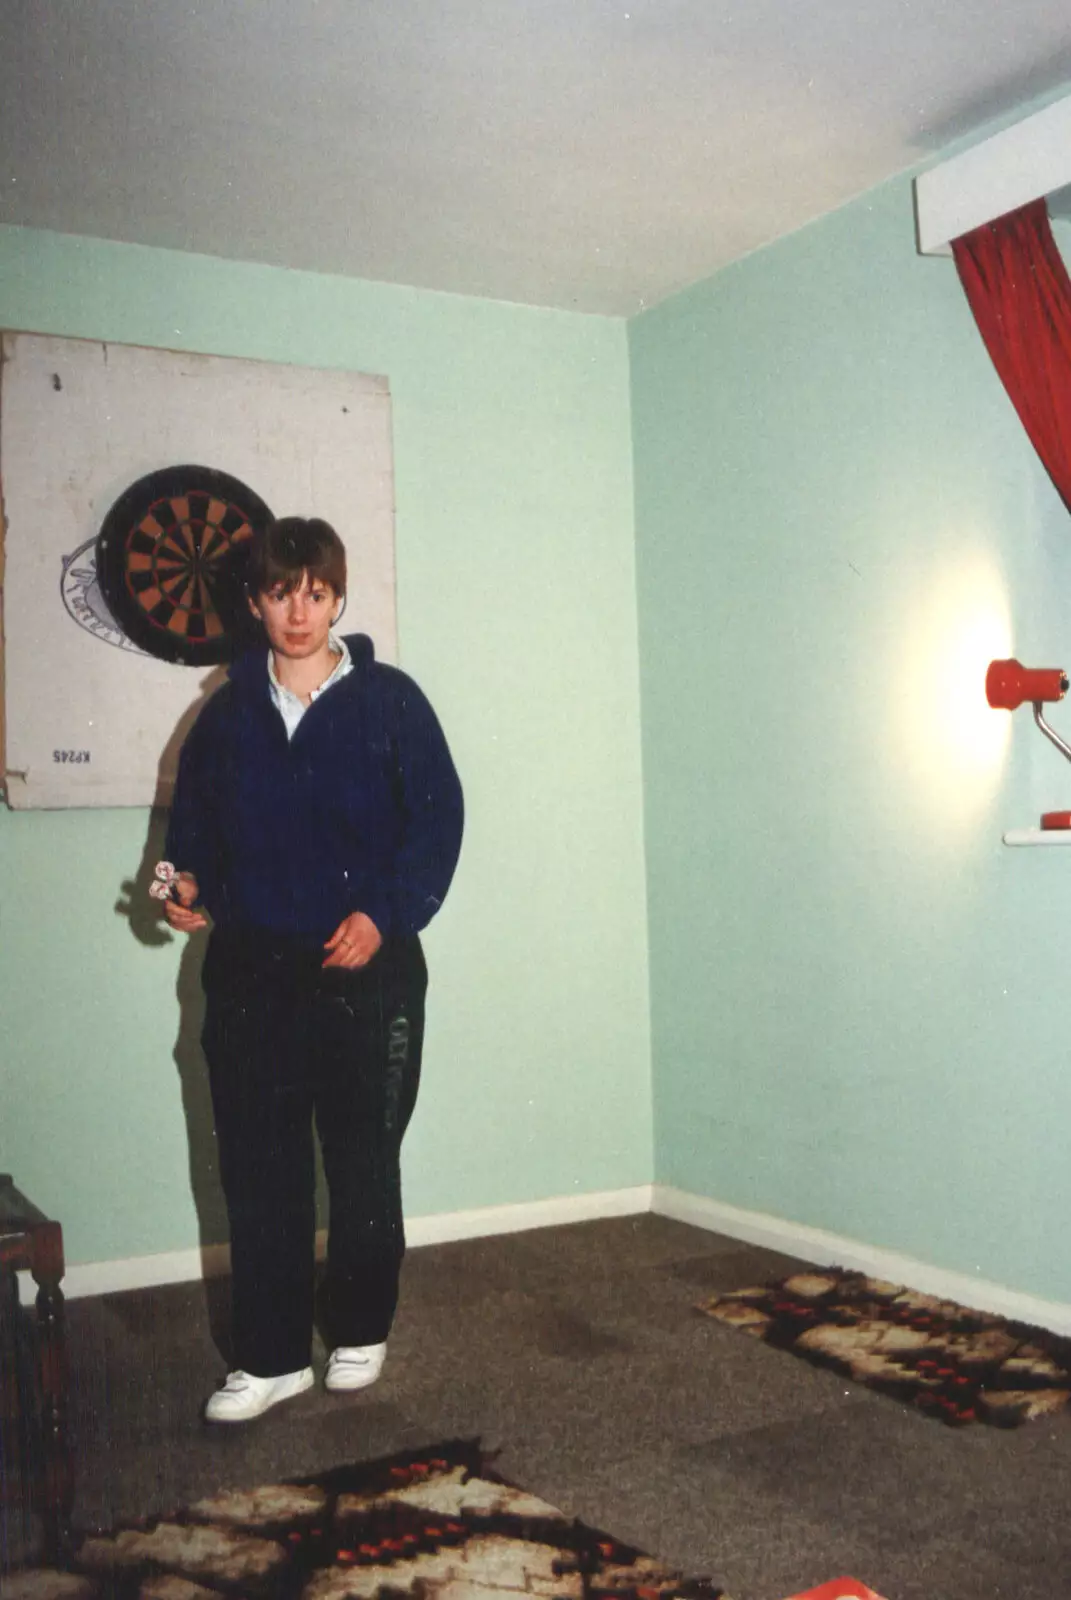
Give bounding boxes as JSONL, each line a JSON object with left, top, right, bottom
{"left": 113, "top": 668, "right": 234, "bottom": 1360}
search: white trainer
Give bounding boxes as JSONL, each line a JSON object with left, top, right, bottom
{"left": 324, "top": 1343, "right": 387, "bottom": 1392}
{"left": 204, "top": 1366, "right": 314, "bottom": 1423}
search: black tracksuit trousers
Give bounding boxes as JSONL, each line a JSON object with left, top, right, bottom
{"left": 200, "top": 927, "right": 426, "bottom": 1378}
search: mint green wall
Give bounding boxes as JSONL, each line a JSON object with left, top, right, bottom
{"left": 630, "top": 178, "right": 1071, "bottom": 1303}
{"left": 10, "top": 177, "right": 1069, "bottom": 1305}
{"left": 0, "top": 227, "right": 652, "bottom": 1266}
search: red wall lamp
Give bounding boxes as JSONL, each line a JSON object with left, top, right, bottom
{"left": 986, "top": 658, "right": 1071, "bottom": 830}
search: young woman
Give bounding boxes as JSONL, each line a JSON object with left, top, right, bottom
{"left": 162, "top": 517, "right": 463, "bottom": 1422}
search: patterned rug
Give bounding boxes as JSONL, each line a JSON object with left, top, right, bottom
{"left": 699, "top": 1268, "right": 1071, "bottom": 1427}
{"left": 3, "top": 1440, "right": 731, "bottom": 1600}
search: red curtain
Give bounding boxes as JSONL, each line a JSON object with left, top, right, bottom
{"left": 952, "top": 198, "right": 1071, "bottom": 514}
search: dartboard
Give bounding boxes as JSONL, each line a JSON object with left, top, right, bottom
{"left": 96, "top": 465, "right": 273, "bottom": 665}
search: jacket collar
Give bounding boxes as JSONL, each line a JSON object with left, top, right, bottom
{"left": 228, "top": 631, "right": 375, "bottom": 698}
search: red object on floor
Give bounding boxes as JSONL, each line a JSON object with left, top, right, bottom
{"left": 782, "top": 1582, "right": 887, "bottom": 1600}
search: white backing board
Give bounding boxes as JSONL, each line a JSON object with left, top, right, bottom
{"left": 1, "top": 334, "right": 396, "bottom": 808}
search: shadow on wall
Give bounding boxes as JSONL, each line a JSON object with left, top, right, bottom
{"left": 109, "top": 662, "right": 235, "bottom": 1291}
{"left": 112, "top": 804, "right": 235, "bottom": 1358}
{"left": 112, "top": 806, "right": 227, "bottom": 1259}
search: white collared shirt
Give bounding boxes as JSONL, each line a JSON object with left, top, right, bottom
{"left": 267, "top": 634, "right": 353, "bottom": 740}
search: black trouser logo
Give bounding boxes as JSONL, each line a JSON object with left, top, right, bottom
{"left": 385, "top": 1013, "right": 410, "bottom": 1134}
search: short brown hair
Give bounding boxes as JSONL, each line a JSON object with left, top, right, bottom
{"left": 246, "top": 517, "right": 346, "bottom": 598}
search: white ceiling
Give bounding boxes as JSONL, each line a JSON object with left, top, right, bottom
{"left": 3, "top": 0, "right": 1071, "bottom": 316}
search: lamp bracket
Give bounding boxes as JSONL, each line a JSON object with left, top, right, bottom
{"left": 1033, "top": 701, "right": 1071, "bottom": 764}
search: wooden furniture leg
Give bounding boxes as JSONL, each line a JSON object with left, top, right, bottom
{"left": 0, "top": 1178, "right": 73, "bottom": 1565}
{"left": 31, "top": 1220, "right": 72, "bottom": 1563}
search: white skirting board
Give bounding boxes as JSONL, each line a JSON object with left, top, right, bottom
{"left": 653, "top": 1185, "right": 1071, "bottom": 1338}
{"left": 16, "top": 1186, "right": 654, "bottom": 1304}
{"left": 19, "top": 1180, "right": 1071, "bottom": 1338}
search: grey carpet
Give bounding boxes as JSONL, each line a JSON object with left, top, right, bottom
{"left": 15, "top": 1216, "right": 1071, "bottom": 1599}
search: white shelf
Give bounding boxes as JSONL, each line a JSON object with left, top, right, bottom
{"left": 1003, "top": 829, "right": 1071, "bottom": 846}
{"left": 915, "top": 93, "right": 1071, "bottom": 255}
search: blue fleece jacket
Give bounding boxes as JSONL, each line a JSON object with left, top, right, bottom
{"left": 165, "top": 633, "right": 463, "bottom": 942}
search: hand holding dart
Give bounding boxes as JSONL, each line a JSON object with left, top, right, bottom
{"left": 148, "top": 861, "right": 179, "bottom": 901}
